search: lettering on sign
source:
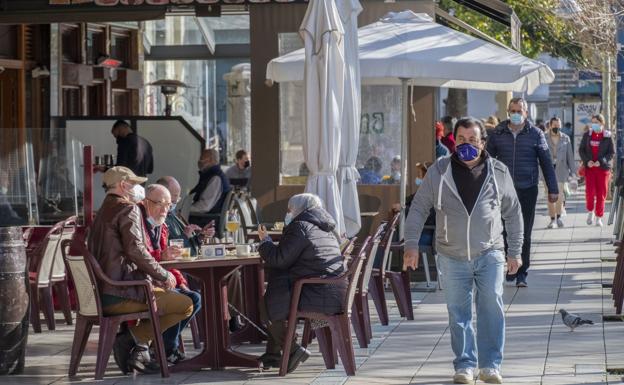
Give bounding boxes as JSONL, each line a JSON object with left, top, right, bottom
{"left": 360, "top": 113, "right": 384, "bottom": 134}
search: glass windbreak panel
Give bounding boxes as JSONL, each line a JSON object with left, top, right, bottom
{"left": 144, "top": 58, "right": 250, "bottom": 165}
{"left": 145, "top": 16, "right": 207, "bottom": 46}
{"left": 357, "top": 86, "right": 403, "bottom": 185}
{"left": 145, "top": 15, "right": 250, "bottom": 47}
{"left": 278, "top": 32, "right": 307, "bottom": 185}
{"left": 37, "top": 127, "right": 84, "bottom": 225}
{"left": 279, "top": 84, "right": 402, "bottom": 186}
{"left": 277, "top": 35, "right": 403, "bottom": 185}
{"left": 0, "top": 141, "right": 38, "bottom": 226}
{"left": 145, "top": 59, "right": 211, "bottom": 139}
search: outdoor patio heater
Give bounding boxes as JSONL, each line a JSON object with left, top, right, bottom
{"left": 148, "top": 79, "right": 191, "bottom": 116}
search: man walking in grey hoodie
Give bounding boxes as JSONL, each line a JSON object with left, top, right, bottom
{"left": 403, "top": 118, "right": 524, "bottom": 384}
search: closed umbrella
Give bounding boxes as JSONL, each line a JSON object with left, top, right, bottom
{"left": 336, "top": 0, "right": 363, "bottom": 238}
{"left": 300, "top": 0, "right": 345, "bottom": 236}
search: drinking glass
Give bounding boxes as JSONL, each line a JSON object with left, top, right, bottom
{"left": 225, "top": 210, "right": 240, "bottom": 243}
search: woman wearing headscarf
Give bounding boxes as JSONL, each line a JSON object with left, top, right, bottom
{"left": 256, "top": 193, "right": 345, "bottom": 372}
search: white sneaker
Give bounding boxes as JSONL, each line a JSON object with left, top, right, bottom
{"left": 596, "top": 217, "right": 603, "bottom": 227}
{"left": 557, "top": 218, "right": 564, "bottom": 228}
{"left": 586, "top": 212, "right": 595, "bottom": 225}
{"left": 479, "top": 368, "right": 503, "bottom": 384}
{"left": 453, "top": 368, "right": 475, "bottom": 384}
{"left": 546, "top": 219, "right": 556, "bottom": 229}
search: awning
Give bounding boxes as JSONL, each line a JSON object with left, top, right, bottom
{"left": 267, "top": 11, "right": 554, "bottom": 94}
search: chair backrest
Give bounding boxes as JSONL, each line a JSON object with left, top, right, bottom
{"left": 51, "top": 216, "right": 78, "bottom": 281}
{"left": 340, "top": 237, "right": 357, "bottom": 257}
{"left": 245, "top": 194, "right": 262, "bottom": 224}
{"left": 34, "top": 220, "right": 66, "bottom": 286}
{"left": 379, "top": 212, "right": 400, "bottom": 275}
{"left": 61, "top": 239, "right": 101, "bottom": 318}
{"left": 345, "top": 236, "right": 371, "bottom": 314}
{"left": 359, "top": 223, "right": 386, "bottom": 294}
{"left": 234, "top": 196, "right": 255, "bottom": 232}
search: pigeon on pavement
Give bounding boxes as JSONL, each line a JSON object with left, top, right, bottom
{"left": 559, "top": 309, "right": 594, "bottom": 331}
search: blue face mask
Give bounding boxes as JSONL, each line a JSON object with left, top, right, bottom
{"left": 510, "top": 113, "right": 524, "bottom": 126}
{"left": 169, "top": 203, "right": 177, "bottom": 213}
{"left": 591, "top": 123, "right": 602, "bottom": 133}
{"left": 284, "top": 212, "right": 294, "bottom": 226}
{"left": 456, "top": 143, "right": 480, "bottom": 162}
{"left": 415, "top": 178, "right": 423, "bottom": 186}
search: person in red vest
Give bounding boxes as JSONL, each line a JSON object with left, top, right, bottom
{"left": 440, "top": 115, "right": 457, "bottom": 153}
{"left": 579, "top": 114, "right": 615, "bottom": 227}
{"left": 138, "top": 184, "right": 202, "bottom": 364}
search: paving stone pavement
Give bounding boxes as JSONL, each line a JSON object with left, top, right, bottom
{"left": 5, "top": 191, "right": 624, "bottom": 385}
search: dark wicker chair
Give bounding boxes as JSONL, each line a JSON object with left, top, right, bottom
{"left": 278, "top": 236, "right": 372, "bottom": 376}
{"left": 61, "top": 239, "right": 169, "bottom": 379}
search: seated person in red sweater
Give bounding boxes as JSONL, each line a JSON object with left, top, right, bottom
{"left": 138, "top": 184, "right": 202, "bottom": 364}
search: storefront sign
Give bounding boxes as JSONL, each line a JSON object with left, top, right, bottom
{"left": 573, "top": 101, "right": 601, "bottom": 161}
{"left": 50, "top": 0, "right": 308, "bottom": 5}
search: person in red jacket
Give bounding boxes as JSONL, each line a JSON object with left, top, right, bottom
{"left": 440, "top": 115, "right": 457, "bottom": 153}
{"left": 139, "top": 184, "right": 202, "bottom": 364}
{"left": 578, "top": 114, "right": 615, "bottom": 227}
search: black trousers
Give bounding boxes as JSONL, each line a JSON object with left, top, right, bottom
{"left": 511, "top": 185, "right": 538, "bottom": 279}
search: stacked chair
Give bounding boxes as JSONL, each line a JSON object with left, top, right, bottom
{"left": 29, "top": 216, "right": 76, "bottom": 332}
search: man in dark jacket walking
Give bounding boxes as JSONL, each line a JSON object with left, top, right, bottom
{"left": 111, "top": 120, "right": 154, "bottom": 177}
{"left": 486, "top": 98, "right": 559, "bottom": 287}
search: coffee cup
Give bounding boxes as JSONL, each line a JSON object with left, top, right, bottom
{"left": 236, "top": 244, "right": 251, "bottom": 256}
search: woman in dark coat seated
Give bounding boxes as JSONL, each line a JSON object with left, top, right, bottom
{"left": 257, "top": 193, "right": 345, "bottom": 373}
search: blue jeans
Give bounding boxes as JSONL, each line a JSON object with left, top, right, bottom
{"left": 437, "top": 250, "right": 506, "bottom": 371}
{"left": 162, "top": 288, "right": 202, "bottom": 354}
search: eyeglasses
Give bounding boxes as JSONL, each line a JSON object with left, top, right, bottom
{"left": 147, "top": 198, "right": 172, "bottom": 210}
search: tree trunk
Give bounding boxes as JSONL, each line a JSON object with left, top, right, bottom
{"left": 445, "top": 88, "right": 467, "bottom": 118}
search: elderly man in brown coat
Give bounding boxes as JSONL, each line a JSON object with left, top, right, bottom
{"left": 88, "top": 166, "right": 193, "bottom": 374}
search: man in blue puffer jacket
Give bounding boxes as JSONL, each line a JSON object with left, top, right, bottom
{"left": 486, "top": 97, "right": 558, "bottom": 288}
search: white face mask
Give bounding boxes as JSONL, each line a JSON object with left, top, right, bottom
{"left": 126, "top": 183, "right": 145, "bottom": 203}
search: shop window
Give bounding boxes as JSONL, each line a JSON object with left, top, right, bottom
{"left": 62, "top": 87, "right": 81, "bottom": 116}
{"left": 110, "top": 33, "right": 130, "bottom": 67}
{"left": 0, "top": 25, "right": 17, "bottom": 59}
{"left": 61, "top": 25, "right": 81, "bottom": 63}
{"left": 87, "top": 85, "right": 106, "bottom": 116}
{"left": 113, "top": 90, "right": 130, "bottom": 115}
{"left": 86, "top": 28, "right": 106, "bottom": 65}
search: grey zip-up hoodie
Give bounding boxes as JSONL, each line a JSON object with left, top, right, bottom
{"left": 405, "top": 155, "right": 523, "bottom": 261}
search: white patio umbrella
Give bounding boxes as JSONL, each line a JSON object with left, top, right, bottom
{"left": 300, "top": 0, "right": 346, "bottom": 236}
{"left": 267, "top": 10, "right": 555, "bottom": 237}
{"left": 336, "top": 0, "right": 363, "bottom": 238}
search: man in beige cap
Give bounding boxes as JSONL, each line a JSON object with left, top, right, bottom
{"left": 88, "top": 166, "right": 193, "bottom": 374}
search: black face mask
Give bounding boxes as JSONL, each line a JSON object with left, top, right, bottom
{"left": 244, "top": 160, "right": 250, "bottom": 168}
{"left": 552, "top": 127, "right": 560, "bottom": 134}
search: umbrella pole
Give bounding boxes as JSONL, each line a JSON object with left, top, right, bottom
{"left": 399, "top": 78, "right": 409, "bottom": 241}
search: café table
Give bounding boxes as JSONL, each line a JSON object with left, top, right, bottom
{"left": 162, "top": 254, "right": 264, "bottom": 371}
{"left": 247, "top": 230, "right": 283, "bottom": 241}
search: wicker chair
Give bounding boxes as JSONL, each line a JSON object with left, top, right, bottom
{"left": 369, "top": 212, "right": 402, "bottom": 325}
{"left": 29, "top": 216, "right": 76, "bottom": 332}
{"left": 278, "top": 236, "right": 372, "bottom": 376}
{"left": 351, "top": 223, "right": 385, "bottom": 348}
{"left": 61, "top": 239, "right": 169, "bottom": 379}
